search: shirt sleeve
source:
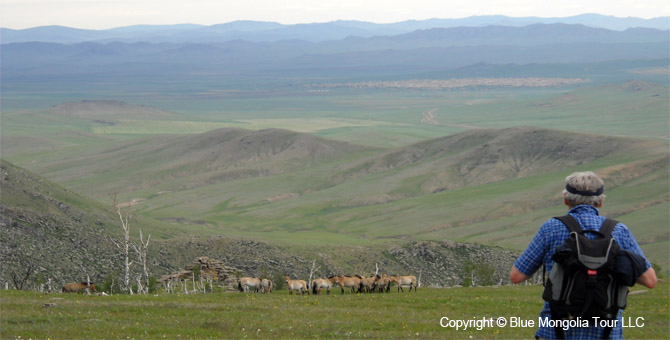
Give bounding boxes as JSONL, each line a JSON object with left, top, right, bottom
{"left": 514, "top": 221, "right": 550, "bottom": 276}
{"left": 615, "top": 223, "right": 652, "bottom": 270}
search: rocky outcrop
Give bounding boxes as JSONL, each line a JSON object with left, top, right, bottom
{"left": 158, "top": 256, "right": 244, "bottom": 291}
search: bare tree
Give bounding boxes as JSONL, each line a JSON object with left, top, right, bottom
{"left": 85, "top": 275, "right": 92, "bottom": 295}
{"left": 110, "top": 193, "right": 133, "bottom": 294}
{"left": 11, "top": 261, "right": 33, "bottom": 290}
{"left": 132, "top": 229, "right": 151, "bottom": 294}
{"left": 135, "top": 275, "right": 143, "bottom": 295}
{"left": 308, "top": 260, "right": 319, "bottom": 290}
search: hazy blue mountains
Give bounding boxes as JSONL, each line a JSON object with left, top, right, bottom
{"left": 1, "top": 14, "right": 668, "bottom": 44}
{"left": 3, "top": 23, "right": 667, "bottom": 81}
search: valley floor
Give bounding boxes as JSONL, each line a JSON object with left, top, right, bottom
{"left": 1, "top": 281, "right": 667, "bottom": 339}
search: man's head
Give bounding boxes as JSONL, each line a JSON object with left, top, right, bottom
{"left": 563, "top": 171, "right": 605, "bottom": 208}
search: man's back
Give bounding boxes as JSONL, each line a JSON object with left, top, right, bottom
{"left": 510, "top": 171, "right": 656, "bottom": 339}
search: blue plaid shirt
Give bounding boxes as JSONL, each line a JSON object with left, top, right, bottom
{"left": 514, "top": 205, "right": 651, "bottom": 339}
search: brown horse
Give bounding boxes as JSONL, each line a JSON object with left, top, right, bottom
{"left": 359, "top": 275, "right": 377, "bottom": 293}
{"left": 62, "top": 282, "right": 96, "bottom": 293}
{"left": 335, "top": 275, "right": 363, "bottom": 294}
{"left": 374, "top": 274, "right": 391, "bottom": 293}
{"left": 311, "top": 276, "right": 338, "bottom": 295}
{"left": 390, "top": 275, "right": 418, "bottom": 292}
{"left": 261, "top": 279, "right": 273, "bottom": 293}
{"left": 285, "top": 276, "right": 309, "bottom": 295}
{"left": 238, "top": 277, "right": 262, "bottom": 293}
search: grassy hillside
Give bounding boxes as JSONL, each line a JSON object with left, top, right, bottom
{"left": 7, "top": 127, "right": 377, "bottom": 196}
{"left": 0, "top": 159, "right": 521, "bottom": 288}
{"left": 3, "top": 126, "right": 667, "bottom": 269}
{"left": 0, "top": 160, "right": 121, "bottom": 285}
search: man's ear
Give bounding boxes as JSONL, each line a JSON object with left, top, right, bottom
{"left": 597, "top": 195, "right": 605, "bottom": 208}
{"left": 564, "top": 193, "right": 570, "bottom": 206}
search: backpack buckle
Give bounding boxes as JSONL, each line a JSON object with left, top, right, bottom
{"left": 587, "top": 269, "right": 597, "bottom": 276}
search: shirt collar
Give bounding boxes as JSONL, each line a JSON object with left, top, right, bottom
{"left": 568, "top": 205, "right": 600, "bottom": 216}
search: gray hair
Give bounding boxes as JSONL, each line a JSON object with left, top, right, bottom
{"left": 563, "top": 171, "right": 605, "bottom": 207}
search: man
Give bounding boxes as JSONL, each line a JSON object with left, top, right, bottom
{"left": 510, "top": 171, "right": 657, "bottom": 339}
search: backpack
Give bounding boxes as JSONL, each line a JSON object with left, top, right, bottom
{"left": 542, "top": 215, "right": 629, "bottom": 339}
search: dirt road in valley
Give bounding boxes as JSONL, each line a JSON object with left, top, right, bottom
{"left": 421, "top": 108, "right": 484, "bottom": 129}
{"left": 421, "top": 109, "right": 440, "bottom": 125}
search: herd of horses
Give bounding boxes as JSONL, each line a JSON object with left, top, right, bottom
{"left": 61, "top": 274, "right": 418, "bottom": 295}
{"left": 238, "top": 275, "right": 418, "bottom": 295}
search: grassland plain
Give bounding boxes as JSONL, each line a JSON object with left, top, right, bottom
{"left": 1, "top": 281, "right": 667, "bottom": 339}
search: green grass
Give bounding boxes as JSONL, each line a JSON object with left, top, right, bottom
{"left": 2, "top": 281, "right": 667, "bottom": 339}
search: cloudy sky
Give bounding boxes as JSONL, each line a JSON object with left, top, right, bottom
{"left": 2, "top": 0, "right": 669, "bottom": 30}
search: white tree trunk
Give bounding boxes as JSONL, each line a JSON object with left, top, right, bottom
{"left": 112, "top": 194, "right": 134, "bottom": 294}
{"left": 308, "top": 260, "right": 319, "bottom": 290}
{"left": 132, "top": 230, "right": 151, "bottom": 294}
{"left": 136, "top": 275, "right": 143, "bottom": 295}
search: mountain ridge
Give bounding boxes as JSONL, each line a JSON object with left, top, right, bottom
{"left": 3, "top": 24, "right": 667, "bottom": 84}
{"left": 2, "top": 14, "right": 668, "bottom": 44}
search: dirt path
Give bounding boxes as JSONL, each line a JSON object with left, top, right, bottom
{"left": 421, "top": 109, "right": 440, "bottom": 125}
{"left": 421, "top": 108, "right": 485, "bottom": 129}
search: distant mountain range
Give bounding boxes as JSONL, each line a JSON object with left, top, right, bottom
{"left": 2, "top": 14, "right": 668, "bottom": 44}
{"left": 3, "top": 23, "right": 667, "bottom": 83}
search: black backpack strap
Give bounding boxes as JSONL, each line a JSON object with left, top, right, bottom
{"left": 603, "top": 326, "right": 613, "bottom": 339}
{"left": 554, "top": 215, "right": 583, "bottom": 233}
{"left": 599, "top": 218, "right": 619, "bottom": 238}
{"left": 550, "top": 309, "right": 566, "bottom": 339}
{"left": 555, "top": 215, "right": 619, "bottom": 236}
{"left": 598, "top": 218, "right": 618, "bottom": 340}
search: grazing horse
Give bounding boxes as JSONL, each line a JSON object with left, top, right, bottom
{"left": 284, "top": 276, "right": 309, "bottom": 295}
{"left": 391, "top": 275, "right": 418, "bottom": 292}
{"left": 261, "top": 279, "right": 273, "bottom": 293}
{"left": 374, "top": 274, "right": 391, "bottom": 293}
{"left": 359, "top": 275, "right": 377, "bottom": 293}
{"left": 312, "top": 276, "right": 338, "bottom": 295}
{"left": 335, "top": 275, "right": 363, "bottom": 294}
{"left": 238, "top": 277, "right": 262, "bottom": 293}
{"left": 62, "top": 282, "right": 96, "bottom": 293}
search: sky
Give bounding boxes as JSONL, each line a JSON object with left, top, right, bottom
{"left": 1, "top": 0, "right": 669, "bottom": 30}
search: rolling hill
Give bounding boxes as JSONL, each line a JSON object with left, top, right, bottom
{"left": 15, "top": 127, "right": 376, "bottom": 195}
{"left": 0, "top": 159, "right": 521, "bottom": 288}
{"left": 4, "top": 122, "right": 666, "bottom": 271}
